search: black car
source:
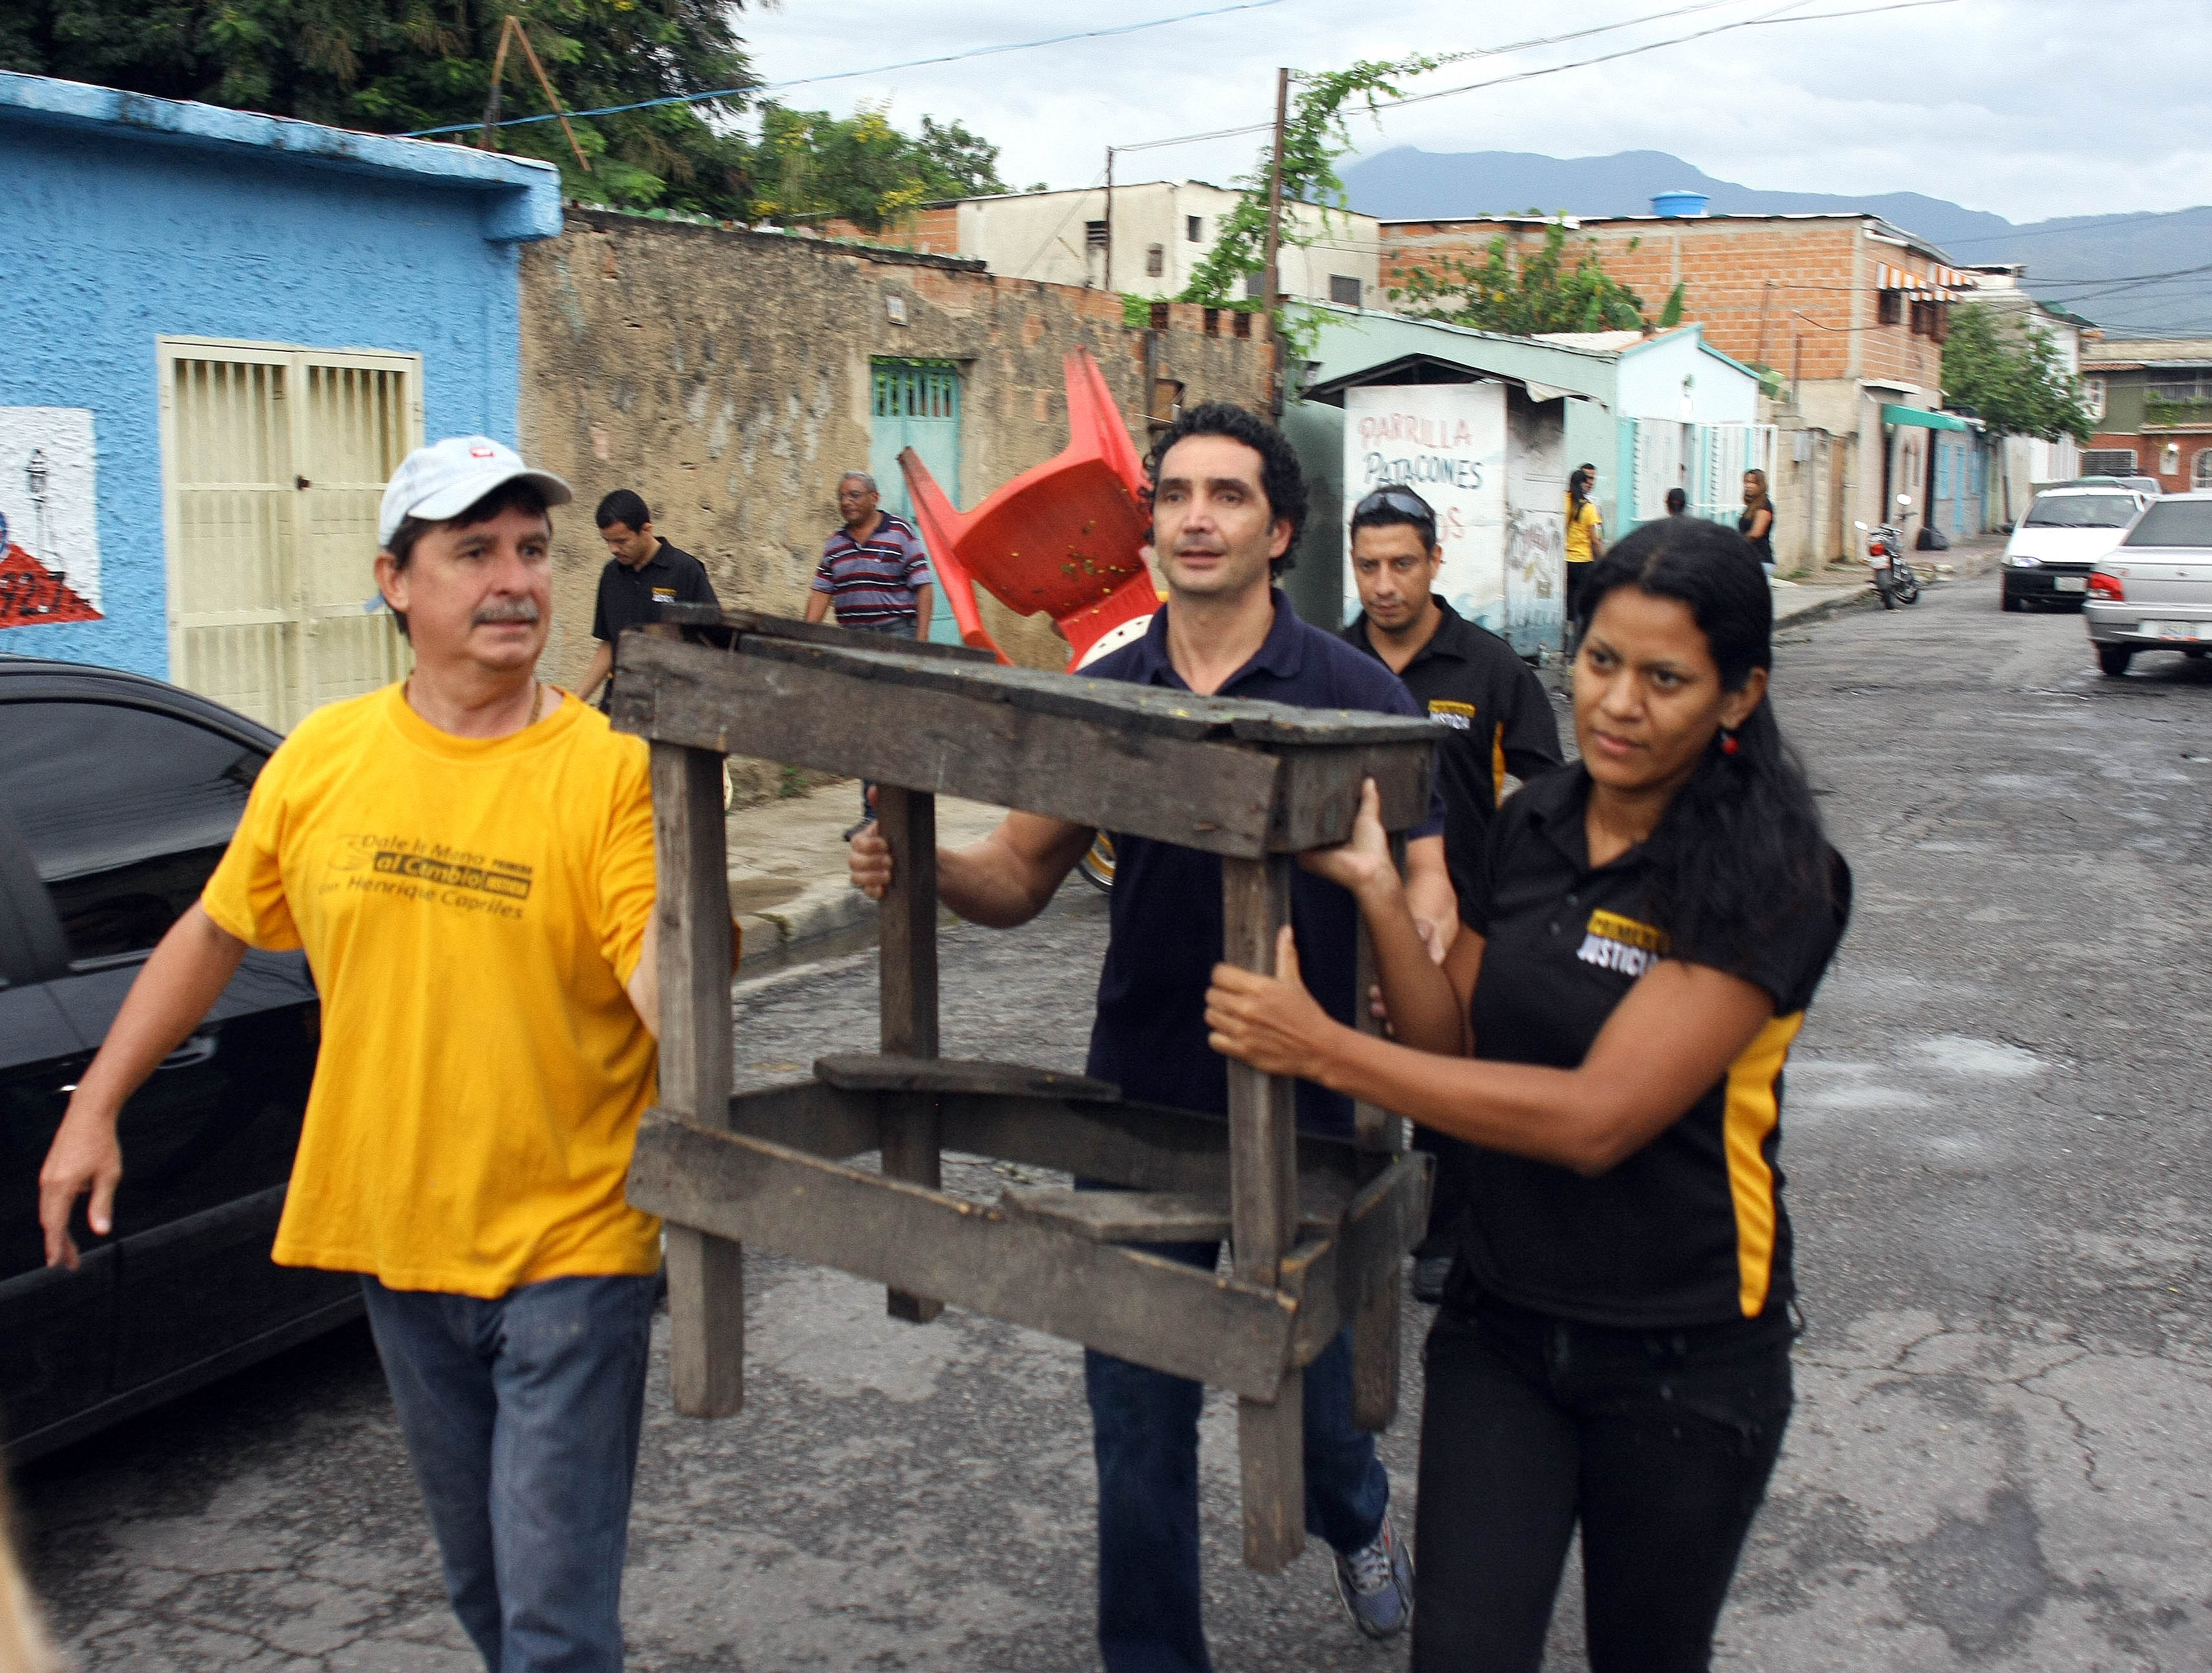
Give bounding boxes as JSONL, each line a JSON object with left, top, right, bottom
{"left": 1, "top": 657, "right": 356, "bottom": 1463}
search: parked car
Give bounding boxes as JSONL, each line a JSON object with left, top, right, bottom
{"left": 2000, "top": 487, "right": 2148, "bottom": 611}
{"left": 2084, "top": 494, "right": 2212, "bottom": 676}
{"left": 2059, "top": 475, "right": 2162, "bottom": 497}
{"left": 1, "top": 657, "right": 355, "bottom": 1463}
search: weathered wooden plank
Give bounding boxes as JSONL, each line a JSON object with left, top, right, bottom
{"left": 1221, "top": 853, "right": 1304, "bottom": 1571}
{"left": 627, "top": 1112, "right": 1302, "bottom": 1399}
{"left": 613, "top": 636, "right": 1285, "bottom": 857}
{"left": 1000, "top": 1187, "right": 1343, "bottom": 1245}
{"left": 1285, "top": 1151, "right": 1431, "bottom": 1369}
{"left": 1270, "top": 741, "right": 1438, "bottom": 854}
{"left": 876, "top": 786, "right": 944, "bottom": 1324}
{"left": 816, "top": 1055, "right": 1118, "bottom": 1102}
{"left": 931, "top": 1089, "right": 1368, "bottom": 1203}
{"left": 652, "top": 601, "right": 997, "bottom": 664}
{"left": 721, "top": 1080, "right": 882, "bottom": 1161}
{"left": 735, "top": 631, "right": 1444, "bottom": 746}
{"left": 648, "top": 736, "right": 744, "bottom": 1419}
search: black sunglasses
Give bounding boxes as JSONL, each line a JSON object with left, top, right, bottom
{"left": 1352, "top": 487, "right": 1438, "bottom": 528}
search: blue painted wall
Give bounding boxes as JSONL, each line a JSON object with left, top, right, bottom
{"left": 0, "top": 89, "right": 554, "bottom": 677}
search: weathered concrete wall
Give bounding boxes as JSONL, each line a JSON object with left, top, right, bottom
{"left": 521, "top": 209, "right": 1274, "bottom": 705}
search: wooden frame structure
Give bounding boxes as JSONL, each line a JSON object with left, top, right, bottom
{"left": 614, "top": 606, "right": 1438, "bottom": 1573}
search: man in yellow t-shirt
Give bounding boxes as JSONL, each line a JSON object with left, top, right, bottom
{"left": 39, "top": 436, "right": 667, "bottom": 1673}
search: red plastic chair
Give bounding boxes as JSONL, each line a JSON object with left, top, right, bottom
{"left": 899, "top": 348, "right": 1159, "bottom": 671}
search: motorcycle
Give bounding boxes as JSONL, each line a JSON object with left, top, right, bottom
{"left": 1854, "top": 493, "right": 1923, "bottom": 609}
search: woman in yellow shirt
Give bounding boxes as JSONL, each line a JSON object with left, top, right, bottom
{"left": 1565, "top": 463, "right": 1606, "bottom": 641}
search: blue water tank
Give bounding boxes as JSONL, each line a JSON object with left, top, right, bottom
{"left": 1651, "top": 191, "right": 1709, "bottom": 218}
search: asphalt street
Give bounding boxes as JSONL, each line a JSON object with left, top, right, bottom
{"left": 14, "top": 576, "right": 2211, "bottom": 1670}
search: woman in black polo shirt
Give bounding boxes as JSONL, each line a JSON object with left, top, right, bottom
{"left": 1206, "top": 517, "right": 1849, "bottom": 1672}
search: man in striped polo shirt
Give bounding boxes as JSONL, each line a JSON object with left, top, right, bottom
{"left": 805, "top": 470, "right": 936, "bottom": 640}
{"left": 807, "top": 469, "right": 937, "bottom": 835}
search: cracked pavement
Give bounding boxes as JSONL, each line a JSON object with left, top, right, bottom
{"left": 14, "top": 579, "right": 2212, "bottom": 1668}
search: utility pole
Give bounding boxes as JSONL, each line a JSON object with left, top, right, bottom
{"left": 1103, "top": 146, "right": 1115, "bottom": 294}
{"left": 1260, "top": 67, "right": 1290, "bottom": 308}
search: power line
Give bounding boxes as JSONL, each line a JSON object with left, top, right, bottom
{"left": 405, "top": 0, "right": 1294, "bottom": 138}
{"left": 1116, "top": 0, "right": 1955, "bottom": 161}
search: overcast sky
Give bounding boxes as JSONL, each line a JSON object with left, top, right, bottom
{"left": 733, "top": 0, "right": 2208, "bottom": 226}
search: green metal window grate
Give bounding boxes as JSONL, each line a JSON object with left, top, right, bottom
{"left": 873, "top": 361, "right": 960, "bottom": 421}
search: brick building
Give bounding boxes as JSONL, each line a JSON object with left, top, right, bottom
{"left": 1377, "top": 210, "right": 1979, "bottom": 565}
{"left": 2079, "top": 337, "right": 2212, "bottom": 494}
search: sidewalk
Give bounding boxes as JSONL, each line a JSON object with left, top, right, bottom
{"left": 728, "top": 787, "right": 1006, "bottom": 970}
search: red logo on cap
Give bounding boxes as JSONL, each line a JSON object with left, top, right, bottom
{"left": 470, "top": 445, "right": 496, "bottom": 458}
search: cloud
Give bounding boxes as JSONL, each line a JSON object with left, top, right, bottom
{"left": 732, "top": 0, "right": 2211, "bottom": 224}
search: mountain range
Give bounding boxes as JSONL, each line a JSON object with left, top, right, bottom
{"left": 1340, "top": 148, "right": 2212, "bottom": 340}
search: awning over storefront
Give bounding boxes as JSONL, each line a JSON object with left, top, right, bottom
{"left": 1882, "top": 403, "right": 1971, "bottom": 432}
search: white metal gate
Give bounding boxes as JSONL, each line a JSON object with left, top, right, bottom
{"left": 159, "top": 338, "right": 422, "bottom": 731}
{"left": 1629, "top": 419, "right": 1778, "bottom": 526}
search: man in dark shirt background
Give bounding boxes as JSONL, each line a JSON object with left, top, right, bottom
{"left": 579, "top": 489, "right": 719, "bottom": 708}
{"left": 1339, "top": 485, "right": 1564, "bottom": 1302}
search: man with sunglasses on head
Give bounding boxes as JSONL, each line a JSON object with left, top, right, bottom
{"left": 1341, "top": 485, "right": 1563, "bottom": 1302}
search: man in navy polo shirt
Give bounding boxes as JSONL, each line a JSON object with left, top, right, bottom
{"left": 850, "top": 404, "right": 1451, "bottom": 1668}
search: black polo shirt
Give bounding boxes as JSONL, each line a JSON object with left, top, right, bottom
{"left": 1083, "top": 591, "right": 1445, "bottom": 1141}
{"left": 591, "top": 540, "right": 719, "bottom": 645}
{"left": 1453, "top": 764, "right": 1850, "bottom": 1328}
{"left": 1339, "top": 598, "right": 1563, "bottom": 910}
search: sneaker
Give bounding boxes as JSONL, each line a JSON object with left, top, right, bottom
{"left": 1410, "top": 1252, "right": 1454, "bottom": 1306}
{"left": 1332, "top": 1506, "right": 1413, "bottom": 1640}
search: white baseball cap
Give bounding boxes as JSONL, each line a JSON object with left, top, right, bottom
{"left": 378, "top": 435, "right": 572, "bottom": 549}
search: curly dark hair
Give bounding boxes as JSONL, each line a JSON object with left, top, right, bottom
{"left": 1145, "top": 402, "right": 1308, "bottom": 576}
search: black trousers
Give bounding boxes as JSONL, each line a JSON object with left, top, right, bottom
{"left": 1412, "top": 1291, "right": 1792, "bottom": 1673}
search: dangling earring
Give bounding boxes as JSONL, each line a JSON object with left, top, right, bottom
{"left": 1720, "top": 728, "right": 1740, "bottom": 756}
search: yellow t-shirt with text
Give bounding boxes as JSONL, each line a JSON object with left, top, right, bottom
{"left": 200, "top": 685, "right": 662, "bottom": 1298}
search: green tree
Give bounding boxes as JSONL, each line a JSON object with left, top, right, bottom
{"left": 1940, "top": 303, "right": 2093, "bottom": 442}
{"left": 0, "top": 0, "right": 758, "bottom": 213}
{"left": 1176, "top": 56, "right": 1436, "bottom": 352}
{"left": 749, "top": 105, "right": 1008, "bottom": 232}
{"left": 1387, "top": 219, "right": 1649, "bottom": 335}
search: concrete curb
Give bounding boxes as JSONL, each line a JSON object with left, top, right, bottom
{"left": 739, "top": 876, "right": 874, "bottom": 965}
{"left": 1775, "top": 585, "right": 1878, "bottom": 628}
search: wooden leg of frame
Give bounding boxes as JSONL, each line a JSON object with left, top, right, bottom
{"left": 651, "top": 739, "right": 744, "bottom": 1416}
{"left": 1350, "top": 1264, "right": 1401, "bottom": 1434}
{"left": 1221, "top": 853, "right": 1305, "bottom": 1572}
{"left": 876, "top": 785, "right": 944, "bottom": 1324}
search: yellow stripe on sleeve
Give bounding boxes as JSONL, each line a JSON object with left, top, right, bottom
{"left": 1724, "top": 1011, "right": 1806, "bottom": 1317}
{"left": 1492, "top": 721, "right": 1508, "bottom": 802}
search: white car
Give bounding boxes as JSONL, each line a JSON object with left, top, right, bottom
{"left": 1999, "top": 487, "right": 2148, "bottom": 611}
{"left": 2084, "top": 492, "right": 2212, "bottom": 676}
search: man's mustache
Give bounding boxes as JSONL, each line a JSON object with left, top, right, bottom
{"left": 473, "top": 598, "right": 542, "bottom": 626}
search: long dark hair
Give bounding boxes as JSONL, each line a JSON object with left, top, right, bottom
{"left": 1574, "top": 518, "right": 1834, "bottom": 959}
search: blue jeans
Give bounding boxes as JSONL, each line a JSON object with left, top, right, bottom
{"left": 360, "top": 1273, "right": 659, "bottom": 1673}
{"left": 1084, "top": 1236, "right": 1391, "bottom": 1673}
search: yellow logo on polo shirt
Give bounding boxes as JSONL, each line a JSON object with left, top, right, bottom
{"left": 1428, "top": 699, "right": 1474, "bottom": 732}
{"left": 651, "top": 585, "right": 677, "bottom": 604}
{"left": 1577, "top": 909, "right": 1670, "bottom": 978}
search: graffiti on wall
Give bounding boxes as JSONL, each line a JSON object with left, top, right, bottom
{"left": 1342, "top": 384, "right": 1508, "bottom": 631}
{"left": 0, "top": 408, "right": 102, "bottom": 628}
